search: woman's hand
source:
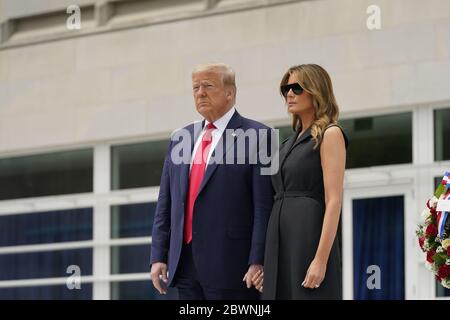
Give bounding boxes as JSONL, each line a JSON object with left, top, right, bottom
{"left": 251, "top": 269, "right": 264, "bottom": 293}
{"left": 302, "top": 258, "right": 326, "bottom": 289}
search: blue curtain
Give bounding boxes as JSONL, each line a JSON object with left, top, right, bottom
{"left": 110, "top": 244, "right": 177, "bottom": 300}
{"left": 109, "top": 202, "right": 178, "bottom": 299}
{"left": 0, "top": 248, "right": 93, "bottom": 281}
{"left": 112, "top": 244, "right": 151, "bottom": 274}
{"left": 111, "top": 280, "right": 178, "bottom": 300}
{"left": 111, "top": 203, "right": 155, "bottom": 239}
{"left": 0, "top": 208, "right": 93, "bottom": 282}
{"left": 0, "top": 284, "right": 92, "bottom": 300}
{"left": 0, "top": 208, "right": 92, "bottom": 246}
{"left": 0, "top": 248, "right": 93, "bottom": 299}
{"left": 0, "top": 208, "right": 94, "bottom": 299}
{"left": 353, "top": 195, "right": 404, "bottom": 300}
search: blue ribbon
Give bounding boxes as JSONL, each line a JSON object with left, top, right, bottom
{"left": 438, "top": 193, "right": 450, "bottom": 239}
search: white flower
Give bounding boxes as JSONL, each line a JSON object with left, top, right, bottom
{"left": 437, "top": 246, "right": 445, "bottom": 253}
{"left": 421, "top": 208, "right": 431, "bottom": 220}
{"left": 423, "top": 242, "right": 431, "bottom": 252}
{"left": 428, "top": 262, "right": 439, "bottom": 273}
{"left": 425, "top": 262, "right": 437, "bottom": 272}
{"left": 446, "top": 259, "right": 450, "bottom": 266}
{"left": 430, "top": 196, "right": 439, "bottom": 208}
{"left": 442, "top": 278, "right": 450, "bottom": 289}
{"left": 442, "top": 238, "right": 450, "bottom": 249}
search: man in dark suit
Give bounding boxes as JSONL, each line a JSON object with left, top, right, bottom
{"left": 149, "top": 63, "right": 274, "bottom": 299}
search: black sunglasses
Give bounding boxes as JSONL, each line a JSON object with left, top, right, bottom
{"left": 280, "top": 83, "right": 304, "bottom": 97}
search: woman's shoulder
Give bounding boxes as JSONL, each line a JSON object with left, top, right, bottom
{"left": 322, "top": 124, "right": 348, "bottom": 149}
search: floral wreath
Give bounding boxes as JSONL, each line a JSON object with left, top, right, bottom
{"left": 416, "top": 172, "right": 450, "bottom": 289}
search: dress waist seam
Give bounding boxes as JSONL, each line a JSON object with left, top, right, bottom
{"left": 273, "top": 191, "right": 322, "bottom": 201}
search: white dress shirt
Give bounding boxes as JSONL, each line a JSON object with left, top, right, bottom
{"left": 190, "top": 106, "right": 236, "bottom": 172}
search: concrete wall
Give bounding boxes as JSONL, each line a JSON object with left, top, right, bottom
{"left": 0, "top": 0, "right": 449, "bottom": 155}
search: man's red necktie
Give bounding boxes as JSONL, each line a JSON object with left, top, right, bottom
{"left": 184, "top": 123, "right": 216, "bottom": 244}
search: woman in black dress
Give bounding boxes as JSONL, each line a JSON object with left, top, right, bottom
{"left": 252, "top": 64, "right": 347, "bottom": 299}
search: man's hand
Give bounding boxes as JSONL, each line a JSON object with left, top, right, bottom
{"left": 150, "top": 262, "right": 168, "bottom": 294}
{"left": 243, "top": 264, "right": 263, "bottom": 290}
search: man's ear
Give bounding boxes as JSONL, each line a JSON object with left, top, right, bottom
{"left": 226, "top": 87, "right": 236, "bottom": 101}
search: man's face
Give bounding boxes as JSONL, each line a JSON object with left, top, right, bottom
{"left": 192, "top": 71, "right": 232, "bottom": 121}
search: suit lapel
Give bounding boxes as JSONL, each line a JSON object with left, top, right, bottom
{"left": 279, "top": 126, "right": 312, "bottom": 169}
{"left": 291, "top": 126, "right": 313, "bottom": 149}
{"left": 196, "top": 111, "right": 243, "bottom": 197}
{"left": 279, "top": 130, "right": 297, "bottom": 168}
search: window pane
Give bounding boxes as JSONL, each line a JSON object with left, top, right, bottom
{"left": 340, "top": 113, "right": 412, "bottom": 168}
{"left": 0, "top": 149, "right": 93, "bottom": 200}
{"left": 435, "top": 108, "right": 450, "bottom": 161}
{"left": 0, "top": 208, "right": 92, "bottom": 247}
{"left": 111, "top": 203, "right": 155, "bottom": 239}
{"left": 110, "top": 280, "right": 177, "bottom": 300}
{"left": 111, "top": 244, "right": 150, "bottom": 275}
{"left": 111, "top": 140, "right": 169, "bottom": 189}
{"left": 0, "top": 248, "right": 92, "bottom": 281}
{"left": 0, "top": 283, "right": 92, "bottom": 300}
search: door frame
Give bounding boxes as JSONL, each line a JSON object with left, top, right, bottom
{"left": 342, "top": 181, "right": 415, "bottom": 300}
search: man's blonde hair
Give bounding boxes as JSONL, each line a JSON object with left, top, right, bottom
{"left": 192, "top": 63, "right": 236, "bottom": 89}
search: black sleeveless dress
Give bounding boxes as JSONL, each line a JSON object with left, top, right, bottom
{"left": 262, "top": 124, "right": 348, "bottom": 300}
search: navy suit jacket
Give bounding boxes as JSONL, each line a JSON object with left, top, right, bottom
{"left": 150, "top": 110, "right": 274, "bottom": 290}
